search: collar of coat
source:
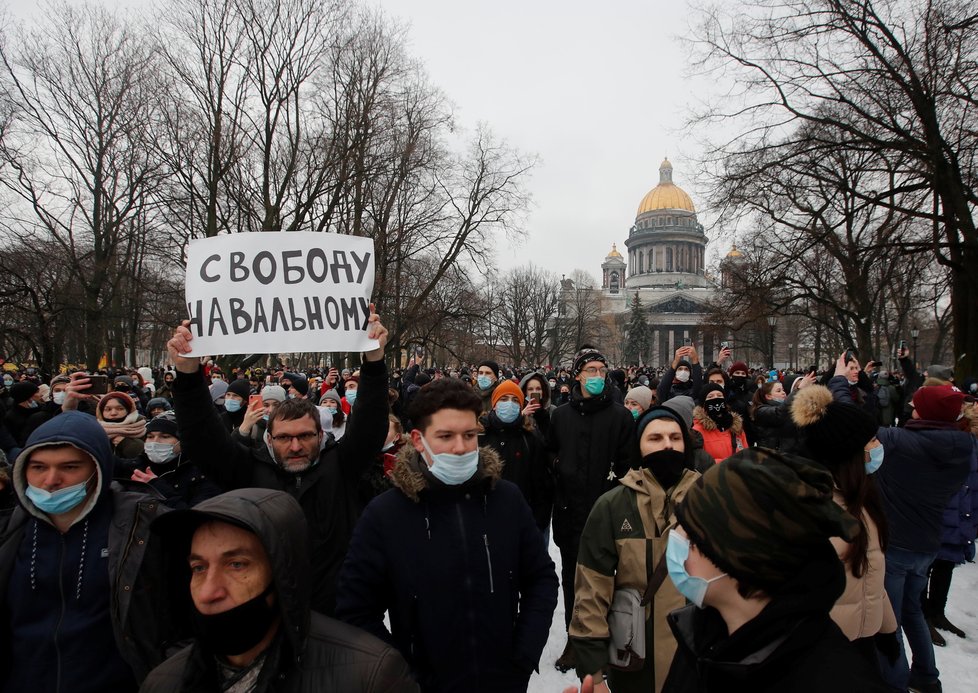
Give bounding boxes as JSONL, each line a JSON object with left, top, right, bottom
{"left": 693, "top": 406, "right": 744, "bottom": 434}
{"left": 389, "top": 443, "right": 504, "bottom": 503}
{"left": 619, "top": 466, "right": 700, "bottom": 495}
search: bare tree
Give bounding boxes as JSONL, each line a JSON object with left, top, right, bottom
{"left": 691, "top": 0, "right": 978, "bottom": 374}
{"left": 492, "top": 264, "right": 561, "bottom": 366}
{"left": 0, "top": 2, "right": 166, "bottom": 367}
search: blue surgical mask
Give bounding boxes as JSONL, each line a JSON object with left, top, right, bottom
{"left": 666, "top": 530, "right": 727, "bottom": 608}
{"left": 420, "top": 434, "right": 479, "bottom": 485}
{"left": 346, "top": 391, "right": 357, "bottom": 405}
{"left": 2, "top": 378, "right": 12, "bottom": 387}
{"left": 495, "top": 401, "right": 521, "bottom": 423}
{"left": 584, "top": 376, "right": 605, "bottom": 396}
{"left": 631, "top": 408, "right": 640, "bottom": 420}
{"left": 324, "top": 406, "right": 337, "bottom": 416}
{"left": 865, "top": 445, "right": 884, "bottom": 474}
{"left": 26, "top": 473, "right": 95, "bottom": 515}
{"left": 477, "top": 375, "right": 493, "bottom": 391}
{"left": 224, "top": 399, "right": 242, "bottom": 413}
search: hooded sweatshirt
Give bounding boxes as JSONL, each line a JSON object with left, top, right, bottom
{"left": 2, "top": 411, "right": 136, "bottom": 693}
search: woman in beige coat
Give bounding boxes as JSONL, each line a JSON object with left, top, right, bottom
{"left": 791, "top": 382, "right": 898, "bottom": 666}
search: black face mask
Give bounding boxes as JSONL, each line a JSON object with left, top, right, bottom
{"left": 641, "top": 449, "right": 687, "bottom": 489}
{"left": 705, "top": 400, "right": 733, "bottom": 429}
{"left": 730, "top": 375, "right": 747, "bottom": 388}
{"left": 192, "top": 582, "right": 277, "bottom": 656}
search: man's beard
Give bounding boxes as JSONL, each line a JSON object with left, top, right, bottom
{"left": 277, "top": 453, "right": 314, "bottom": 473}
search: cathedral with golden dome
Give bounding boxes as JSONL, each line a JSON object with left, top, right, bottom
{"left": 591, "top": 158, "right": 727, "bottom": 364}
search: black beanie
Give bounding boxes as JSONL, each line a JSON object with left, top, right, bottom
{"left": 226, "top": 379, "right": 252, "bottom": 399}
{"left": 790, "top": 385, "right": 878, "bottom": 463}
{"left": 10, "top": 382, "right": 38, "bottom": 404}
{"left": 289, "top": 375, "right": 309, "bottom": 396}
{"left": 146, "top": 411, "right": 180, "bottom": 438}
{"left": 478, "top": 360, "right": 500, "bottom": 377}
{"left": 698, "top": 383, "right": 725, "bottom": 406}
{"left": 572, "top": 348, "right": 608, "bottom": 377}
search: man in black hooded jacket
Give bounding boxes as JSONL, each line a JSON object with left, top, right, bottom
{"left": 142, "top": 488, "right": 416, "bottom": 692}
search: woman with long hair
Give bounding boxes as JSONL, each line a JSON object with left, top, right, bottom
{"left": 790, "top": 384, "right": 896, "bottom": 667}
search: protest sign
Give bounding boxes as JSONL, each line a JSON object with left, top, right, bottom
{"left": 183, "top": 232, "right": 378, "bottom": 356}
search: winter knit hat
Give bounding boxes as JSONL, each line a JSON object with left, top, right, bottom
{"left": 491, "top": 379, "right": 525, "bottom": 408}
{"left": 790, "top": 385, "right": 877, "bottom": 462}
{"left": 97, "top": 391, "right": 136, "bottom": 417}
{"left": 146, "top": 397, "right": 172, "bottom": 414}
{"left": 572, "top": 348, "right": 608, "bottom": 377}
{"left": 260, "top": 385, "right": 287, "bottom": 403}
{"left": 288, "top": 374, "right": 309, "bottom": 396}
{"left": 145, "top": 411, "right": 179, "bottom": 438}
{"left": 729, "top": 361, "right": 749, "bottom": 376}
{"left": 676, "top": 448, "right": 859, "bottom": 593}
{"left": 624, "top": 385, "right": 654, "bottom": 410}
{"left": 676, "top": 359, "right": 692, "bottom": 372}
{"left": 478, "top": 360, "right": 501, "bottom": 378}
{"left": 924, "top": 364, "right": 954, "bottom": 382}
{"left": 226, "top": 379, "right": 252, "bottom": 399}
{"left": 10, "top": 382, "right": 39, "bottom": 404}
{"left": 697, "top": 383, "right": 726, "bottom": 406}
{"left": 661, "top": 395, "right": 695, "bottom": 431}
{"left": 913, "top": 384, "right": 966, "bottom": 423}
{"left": 321, "top": 389, "right": 341, "bottom": 406}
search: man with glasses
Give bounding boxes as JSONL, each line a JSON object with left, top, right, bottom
{"left": 547, "top": 347, "right": 637, "bottom": 672}
{"left": 165, "top": 308, "right": 390, "bottom": 617}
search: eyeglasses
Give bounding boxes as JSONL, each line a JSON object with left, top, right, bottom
{"left": 270, "top": 432, "right": 319, "bottom": 444}
{"left": 582, "top": 367, "right": 609, "bottom": 377}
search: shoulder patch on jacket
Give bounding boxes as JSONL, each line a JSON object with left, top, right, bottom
{"left": 620, "top": 518, "right": 633, "bottom": 533}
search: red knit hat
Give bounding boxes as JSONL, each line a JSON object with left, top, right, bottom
{"left": 913, "top": 385, "right": 965, "bottom": 422}
{"left": 491, "top": 379, "right": 525, "bottom": 408}
{"left": 729, "top": 361, "right": 749, "bottom": 376}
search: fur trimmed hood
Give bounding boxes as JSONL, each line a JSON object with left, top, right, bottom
{"left": 389, "top": 442, "right": 505, "bottom": 503}
{"left": 693, "top": 405, "right": 744, "bottom": 434}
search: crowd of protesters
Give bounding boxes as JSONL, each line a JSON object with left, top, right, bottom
{"left": 0, "top": 325, "right": 976, "bottom": 693}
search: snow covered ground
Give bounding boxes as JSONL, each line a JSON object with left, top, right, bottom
{"left": 528, "top": 543, "right": 978, "bottom": 692}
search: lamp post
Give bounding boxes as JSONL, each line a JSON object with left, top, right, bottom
{"left": 788, "top": 343, "right": 794, "bottom": 371}
{"left": 767, "top": 315, "right": 778, "bottom": 369}
{"left": 911, "top": 325, "right": 920, "bottom": 368}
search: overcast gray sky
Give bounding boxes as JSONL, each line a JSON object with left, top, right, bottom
{"left": 6, "top": 0, "right": 727, "bottom": 282}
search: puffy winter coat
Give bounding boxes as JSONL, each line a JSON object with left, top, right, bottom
{"left": 0, "top": 412, "right": 171, "bottom": 691}
{"left": 336, "top": 447, "right": 558, "bottom": 693}
{"left": 479, "top": 412, "right": 553, "bottom": 531}
{"left": 750, "top": 397, "right": 801, "bottom": 453}
{"left": 828, "top": 491, "right": 896, "bottom": 640}
{"left": 691, "top": 408, "right": 748, "bottom": 463}
{"left": 936, "top": 449, "right": 978, "bottom": 564}
{"left": 171, "top": 361, "right": 388, "bottom": 615}
{"left": 140, "top": 488, "right": 417, "bottom": 693}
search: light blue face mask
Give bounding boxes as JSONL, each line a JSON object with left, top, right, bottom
{"left": 26, "top": 473, "right": 96, "bottom": 515}
{"left": 477, "top": 375, "right": 494, "bottom": 391}
{"left": 420, "top": 434, "right": 479, "bottom": 485}
{"left": 865, "top": 445, "right": 884, "bottom": 474}
{"left": 224, "top": 399, "right": 242, "bottom": 413}
{"left": 324, "top": 407, "right": 338, "bottom": 416}
{"left": 495, "top": 401, "right": 521, "bottom": 424}
{"left": 666, "top": 530, "right": 727, "bottom": 608}
{"left": 584, "top": 377, "right": 605, "bottom": 396}
{"left": 346, "top": 390, "right": 358, "bottom": 405}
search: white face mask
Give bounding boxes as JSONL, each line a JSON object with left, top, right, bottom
{"left": 52, "top": 392, "right": 67, "bottom": 406}
{"left": 676, "top": 370, "right": 691, "bottom": 383}
{"left": 144, "top": 442, "right": 177, "bottom": 465}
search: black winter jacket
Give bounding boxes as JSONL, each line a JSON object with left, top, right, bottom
{"left": 336, "top": 447, "right": 558, "bottom": 692}
{"left": 663, "top": 546, "right": 887, "bottom": 693}
{"left": 750, "top": 394, "right": 801, "bottom": 454}
{"left": 114, "top": 452, "right": 224, "bottom": 509}
{"left": 140, "top": 488, "right": 417, "bottom": 693}
{"left": 0, "top": 412, "right": 172, "bottom": 692}
{"left": 171, "top": 360, "right": 388, "bottom": 615}
{"left": 478, "top": 412, "right": 553, "bottom": 531}
{"left": 546, "top": 384, "right": 637, "bottom": 546}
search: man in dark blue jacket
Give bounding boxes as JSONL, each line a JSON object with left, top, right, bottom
{"left": 0, "top": 411, "right": 169, "bottom": 692}
{"left": 336, "top": 378, "right": 558, "bottom": 692}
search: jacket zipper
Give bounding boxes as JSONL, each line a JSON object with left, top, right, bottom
{"left": 483, "top": 534, "right": 495, "bottom": 594}
{"left": 55, "top": 534, "right": 66, "bottom": 692}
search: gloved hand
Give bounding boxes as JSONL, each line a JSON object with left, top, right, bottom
{"left": 874, "top": 631, "right": 900, "bottom": 664}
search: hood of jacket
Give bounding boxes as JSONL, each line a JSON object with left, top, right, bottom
{"left": 13, "top": 410, "right": 113, "bottom": 527}
{"left": 519, "top": 372, "right": 553, "bottom": 407}
{"left": 693, "top": 405, "right": 744, "bottom": 434}
{"left": 151, "top": 488, "right": 311, "bottom": 656}
{"left": 389, "top": 442, "right": 504, "bottom": 503}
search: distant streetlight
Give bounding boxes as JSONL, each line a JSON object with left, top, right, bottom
{"left": 911, "top": 325, "right": 920, "bottom": 366}
{"left": 788, "top": 342, "right": 794, "bottom": 371}
{"left": 767, "top": 315, "right": 778, "bottom": 369}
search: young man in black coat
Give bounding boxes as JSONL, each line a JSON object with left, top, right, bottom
{"left": 336, "top": 379, "right": 558, "bottom": 693}
{"left": 165, "top": 309, "right": 390, "bottom": 616}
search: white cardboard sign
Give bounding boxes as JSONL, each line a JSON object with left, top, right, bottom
{"left": 183, "top": 232, "right": 378, "bottom": 356}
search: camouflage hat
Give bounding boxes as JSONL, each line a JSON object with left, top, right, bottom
{"left": 675, "top": 448, "right": 859, "bottom": 593}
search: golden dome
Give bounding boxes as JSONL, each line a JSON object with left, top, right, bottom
{"left": 607, "top": 243, "right": 623, "bottom": 258}
{"left": 726, "top": 244, "right": 744, "bottom": 258}
{"left": 636, "top": 157, "right": 696, "bottom": 215}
